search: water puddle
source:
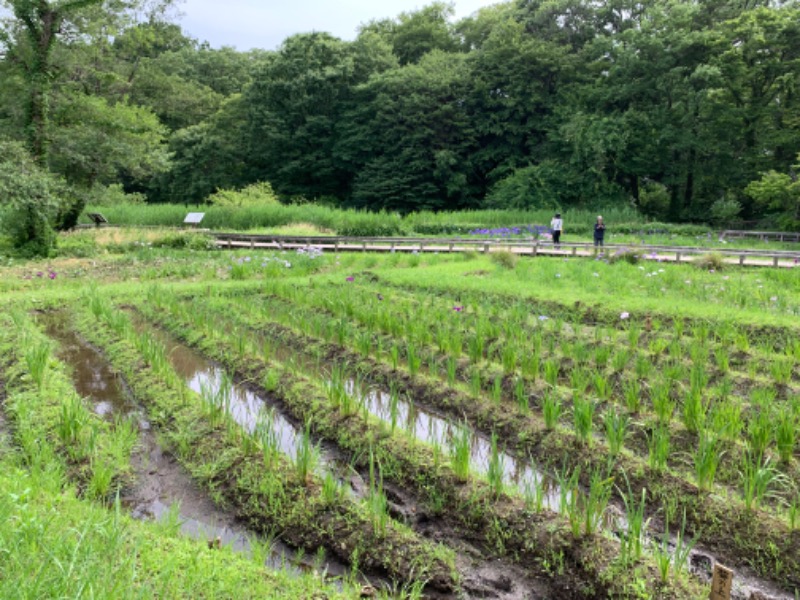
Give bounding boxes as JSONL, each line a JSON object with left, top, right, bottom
{"left": 263, "top": 333, "right": 794, "bottom": 599}
{"left": 128, "top": 425, "right": 348, "bottom": 578}
{"left": 40, "top": 311, "right": 139, "bottom": 421}
{"left": 39, "top": 311, "right": 349, "bottom": 581}
{"left": 130, "top": 317, "right": 364, "bottom": 494}
{"left": 266, "top": 340, "right": 566, "bottom": 514}
{"left": 354, "top": 381, "right": 563, "bottom": 509}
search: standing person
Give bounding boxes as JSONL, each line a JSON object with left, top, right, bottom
{"left": 550, "top": 212, "right": 563, "bottom": 248}
{"left": 593, "top": 215, "right": 606, "bottom": 250}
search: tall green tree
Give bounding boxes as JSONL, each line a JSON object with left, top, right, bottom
{"left": 3, "top": 0, "right": 106, "bottom": 161}
{"left": 244, "top": 32, "right": 396, "bottom": 200}
{"left": 338, "top": 51, "right": 477, "bottom": 212}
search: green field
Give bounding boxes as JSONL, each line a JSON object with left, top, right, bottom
{"left": 1, "top": 231, "right": 798, "bottom": 598}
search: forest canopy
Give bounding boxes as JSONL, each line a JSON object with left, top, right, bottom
{"left": 1, "top": 0, "right": 799, "bottom": 252}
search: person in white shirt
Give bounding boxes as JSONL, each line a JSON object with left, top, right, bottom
{"left": 550, "top": 213, "right": 563, "bottom": 247}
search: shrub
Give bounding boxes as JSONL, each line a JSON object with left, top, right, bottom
{"left": 80, "top": 183, "right": 146, "bottom": 207}
{"left": 709, "top": 196, "right": 742, "bottom": 227}
{"left": 151, "top": 232, "right": 216, "bottom": 250}
{"left": 208, "top": 182, "right": 280, "bottom": 207}
{"left": 608, "top": 248, "right": 642, "bottom": 265}
{"left": 695, "top": 253, "right": 725, "bottom": 271}
{"left": 638, "top": 181, "right": 670, "bottom": 220}
{"left": 489, "top": 250, "right": 518, "bottom": 269}
{"left": 0, "top": 140, "right": 67, "bottom": 257}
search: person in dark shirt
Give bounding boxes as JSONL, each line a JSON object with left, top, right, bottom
{"left": 593, "top": 216, "right": 606, "bottom": 249}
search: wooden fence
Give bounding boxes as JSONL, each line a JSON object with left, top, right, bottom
{"left": 212, "top": 233, "right": 800, "bottom": 269}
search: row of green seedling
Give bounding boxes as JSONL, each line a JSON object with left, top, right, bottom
{"left": 134, "top": 289, "right": 705, "bottom": 599}
{"left": 72, "top": 291, "right": 457, "bottom": 594}
{"left": 0, "top": 310, "right": 136, "bottom": 500}
{"left": 217, "top": 288, "right": 800, "bottom": 501}
{"left": 187, "top": 290, "right": 800, "bottom": 593}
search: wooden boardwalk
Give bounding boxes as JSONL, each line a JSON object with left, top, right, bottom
{"left": 213, "top": 233, "right": 800, "bottom": 269}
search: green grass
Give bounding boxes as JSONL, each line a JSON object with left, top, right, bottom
{"left": 1, "top": 236, "right": 798, "bottom": 598}
{"left": 0, "top": 452, "right": 355, "bottom": 599}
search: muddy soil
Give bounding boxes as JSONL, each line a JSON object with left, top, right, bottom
{"left": 124, "top": 421, "right": 350, "bottom": 577}
{"left": 383, "top": 480, "right": 554, "bottom": 600}
{"left": 256, "top": 318, "right": 797, "bottom": 599}
{"left": 40, "top": 311, "right": 354, "bottom": 581}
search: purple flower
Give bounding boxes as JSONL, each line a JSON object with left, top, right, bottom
{"left": 346, "top": 276, "right": 355, "bottom": 282}
{"left": 48, "top": 272, "right": 56, "bottom": 280}
{"left": 453, "top": 305, "right": 464, "bottom": 313}
{"left": 36, "top": 272, "right": 43, "bottom": 278}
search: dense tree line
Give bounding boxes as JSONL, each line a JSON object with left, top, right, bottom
{"left": 1, "top": 0, "right": 799, "bottom": 246}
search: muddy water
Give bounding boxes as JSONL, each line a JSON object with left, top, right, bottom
{"left": 265, "top": 339, "right": 795, "bottom": 599}
{"left": 40, "top": 312, "right": 348, "bottom": 579}
{"left": 41, "top": 311, "right": 140, "bottom": 420}
{"left": 128, "top": 424, "right": 348, "bottom": 578}
{"left": 134, "top": 322, "right": 364, "bottom": 491}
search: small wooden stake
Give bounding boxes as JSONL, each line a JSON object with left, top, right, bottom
{"left": 710, "top": 563, "right": 733, "bottom": 600}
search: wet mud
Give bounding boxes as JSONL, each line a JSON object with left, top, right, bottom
{"left": 134, "top": 320, "right": 365, "bottom": 492}
{"left": 125, "top": 421, "right": 349, "bottom": 577}
{"left": 40, "top": 312, "right": 350, "bottom": 580}
{"left": 259, "top": 321, "right": 796, "bottom": 599}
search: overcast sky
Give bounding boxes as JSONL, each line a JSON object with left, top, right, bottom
{"left": 179, "top": 0, "right": 501, "bottom": 51}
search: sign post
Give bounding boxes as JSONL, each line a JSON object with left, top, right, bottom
{"left": 184, "top": 213, "right": 205, "bottom": 228}
{"left": 710, "top": 563, "right": 733, "bottom": 600}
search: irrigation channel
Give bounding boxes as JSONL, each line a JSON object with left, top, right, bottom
{"left": 166, "top": 288, "right": 791, "bottom": 598}
{"left": 259, "top": 326, "right": 794, "bottom": 600}
{"left": 141, "top": 293, "right": 792, "bottom": 600}
{"left": 39, "top": 312, "right": 352, "bottom": 581}
{"left": 129, "top": 312, "right": 559, "bottom": 599}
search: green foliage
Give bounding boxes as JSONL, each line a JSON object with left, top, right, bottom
{"left": 489, "top": 250, "right": 518, "bottom": 269}
{"left": 49, "top": 93, "right": 170, "bottom": 188}
{"left": 709, "top": 195, "right": 743, "bottom": 227}
{"left": 0, "top": 139, "right": 66, "bottom": 256}
{"left": 208, "top": 182, "right": 280, "bottom": 207}
{"left": 746, "top": 164, "right": 800, "bottom": 230}
{"left": 637, "top": 181, "right": 671, "bottom": 221}
{"left": 694, "top": 253, "right": 726, "bottom": 271}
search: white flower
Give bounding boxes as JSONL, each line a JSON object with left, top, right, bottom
{"left": 620, "top": 312, "right": 630, "bottom": 320}
{"left": 555, "top": 273, "right": 561, "bottom": 278}
{"left": 770, "top": 296, "right": 778, "bottom": 302}
{"left": 538, "top": 315, "right": 549, "bottom": 321}
{"left": 592, "top": 273, "right": 599, "bottom": 277}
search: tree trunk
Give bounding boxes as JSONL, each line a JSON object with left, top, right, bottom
{"left": 20, "top": 4, "right": 62, "bottom": 164}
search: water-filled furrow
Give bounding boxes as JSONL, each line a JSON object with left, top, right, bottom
{"left": 41, "top": 311, "right": 140, "bottom": 421}
{"left": 264, "top": 328, "right": 794, "bottom": 599}
{"left": 132, "top": 317, "right": 364, "bottom": 494}
{"left": 40, "top": 311, "right": 349, "bottom": 579}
